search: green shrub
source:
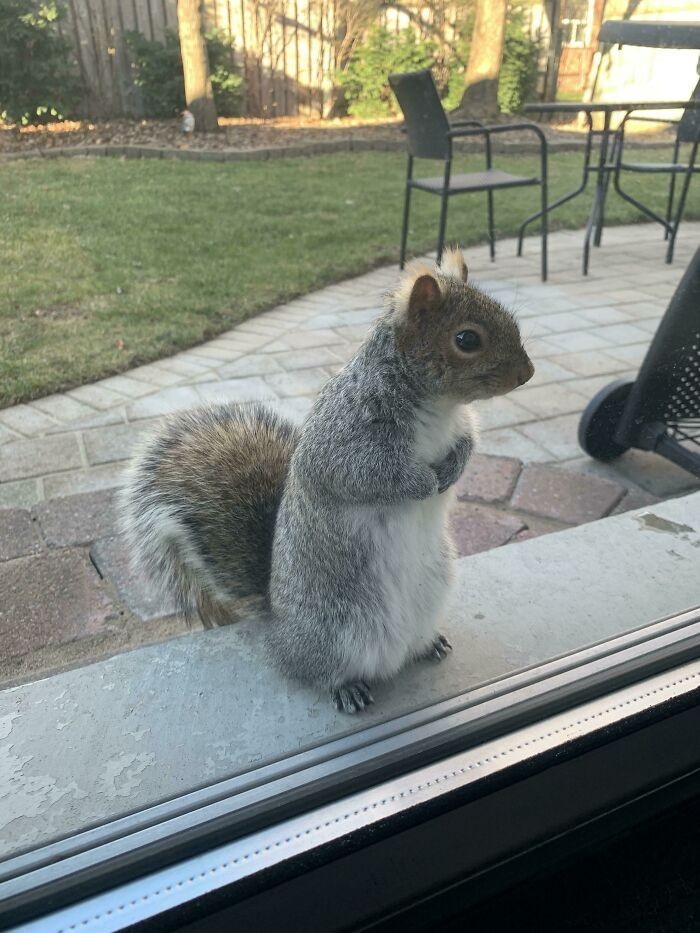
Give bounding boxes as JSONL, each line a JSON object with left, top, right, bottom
{"left": 339, "top": 5, "right": 538, "bottom": 120}
{"left": 125, "top": 27, "right": 243, "bottom": 119}
{"left": 124, "top": 29, "right": 184, "bottom": 117}
{"left": 498, "top": 7, "right": 539, "bottom": 115}
{"left": 206, "top": 28, "right": 244, "bottom": 116}
{"left": 0, "top": 0, "right": 80, "bottom": 125}
{"left": 339, "top": 26, "right": 435, "bottom": 119}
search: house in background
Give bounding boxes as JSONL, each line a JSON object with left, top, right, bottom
{"left": 531, "top": 0, "right": 699, "bottom": 107}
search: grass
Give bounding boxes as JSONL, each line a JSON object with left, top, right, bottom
{"left": 1, "top": 149, "right": 697, "bottom": 406}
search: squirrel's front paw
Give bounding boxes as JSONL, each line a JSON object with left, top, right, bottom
{"left": 407, "top": 465, "right": 439, "bottom": 500}
{"left": 331, "top": 681, "right": 374, "bottom": 714}
{"left": 433, "top": 437, "right": 473, "bottom": 494}
{"left": 433, "top": 451, "right": 465, "bottom": 494}
{"left": 434, "top": 458, "right": 461, "bottom": 494}
{"left": 420, "top": 633, "right": 453, "bottom": 662}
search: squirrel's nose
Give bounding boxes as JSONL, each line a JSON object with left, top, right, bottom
{"left": 515, "top": 358, "right": 535, "bottom": 387}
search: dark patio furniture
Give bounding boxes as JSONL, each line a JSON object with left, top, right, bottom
{"left": 388, "top": 69, "right": 549, "bottom": 281}
{"left": 522, "top": 19, "right": 700, "bottom": 275}
{"left": 603, "top": 19, "right": 700, "bottom": 267}
{"left": 613, "top": 80, "right": 699, "bottom": 264}
{"left": 577, "top": 22, "right": 700, "bottom": 477}
{"left": 579, "top": 245, "right": 700, "bottom": 478}
{"left": 521, "top": 99, "right": 699, "bottom": 275}
{"left": 597, "top": 19, "right": 700, "bottom": 49}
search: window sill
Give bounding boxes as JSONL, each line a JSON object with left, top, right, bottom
{"left": 2, "top": 492, "right": 700, "bottom": 925}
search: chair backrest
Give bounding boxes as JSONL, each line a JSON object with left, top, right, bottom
{"left": 617, "top": 245, "right": 700, "bottom": 438}
{"left": 678, "top": 77, "right": 700, "bottom": 143}
{"left": 388, "top": 69, "right": 450, "bottom": 160}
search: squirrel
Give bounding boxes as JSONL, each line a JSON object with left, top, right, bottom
{"left": 121, "top": 248, "right": 534, "bottom": 713}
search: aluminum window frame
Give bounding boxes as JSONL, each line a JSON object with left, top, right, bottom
{"left": 3, "top": 606, "right": 700, "bottom": 930}
{"left": 14, "top": 657, "right": 700, "bottom": 932}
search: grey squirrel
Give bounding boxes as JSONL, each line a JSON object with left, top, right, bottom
{"left": 121, "top": 248, "right": 534, "bottom": 713}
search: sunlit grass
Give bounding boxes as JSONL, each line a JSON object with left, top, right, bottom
{"left": 1, "top": 150, "right": 697, "bottom": 406}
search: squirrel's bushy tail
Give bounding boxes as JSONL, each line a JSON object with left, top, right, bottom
{"left": 120, "top": 403, "right": 299, "bottom": 627}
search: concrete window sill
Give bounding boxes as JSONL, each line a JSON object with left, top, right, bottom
{"left": 2, "top": 492, "right": 700, "bottom": 865}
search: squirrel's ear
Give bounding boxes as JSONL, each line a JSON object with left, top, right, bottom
{"left": 440, "top": 247, "right": 468, "bottom": 283}
{"left": 408, "top": 274, "right": 442, "bottom": 315}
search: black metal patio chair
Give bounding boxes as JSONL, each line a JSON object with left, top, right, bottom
{"left": 388, "top": 69, "right": 549, "bottom": 280}
{"left": 579, "top": 245, "right": 700, "bottom": 477}
{"left": 613, "top": 78, "right": 700, "bottom": 264}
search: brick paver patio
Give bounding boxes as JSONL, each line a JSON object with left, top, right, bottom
{"left": 1, "top": 222, "right": 698, "bottom": 684}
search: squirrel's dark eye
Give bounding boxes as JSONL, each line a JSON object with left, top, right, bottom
{"left": 455, "top": 330, "right": 482, "bottom": 352}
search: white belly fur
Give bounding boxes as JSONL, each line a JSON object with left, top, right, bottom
{"left": 345, "top": 401, "right": 476, "bottom": 682}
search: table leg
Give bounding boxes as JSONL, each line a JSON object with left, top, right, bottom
{"left": 516, "top": 114, "right": 594, "bottom": 257}
{"left": 595, "top": 115, "right": 617, "bottom": 248}
{"left": 583, "top": 189, "right": 602, "bottom": 276}
{"left": 583, "top": 111, "right": 611, "bottom": 274}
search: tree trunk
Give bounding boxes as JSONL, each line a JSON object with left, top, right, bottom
{"left": 177, "top": 0, "right": 218, "bottom": 132}
{"left": 578, "top": 0, "right": 606, "bottom": 126}
{"left": 542, "top": 0, "right": 562, "bottom": 103}
{"left": 581, "top": 0, "right": 606, "bottom": 103}
{"left": 455, "top": 0, "right": 508, "bottom": 119}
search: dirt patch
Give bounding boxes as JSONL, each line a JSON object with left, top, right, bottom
{"left": 0, "top": 113, "right": 675, "bottom": 156}
{"left": 1, "top": 116, "right": 402, "bottom": 153}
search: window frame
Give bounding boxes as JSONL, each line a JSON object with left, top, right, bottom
{"left": 2, "top": 606, "right": 700, "bottom": 929}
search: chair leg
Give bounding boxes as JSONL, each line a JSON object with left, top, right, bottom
{"left": 437, "top": 192, "right": 449, "bottom": 265}
{"left": 540, "top": 181, "right": 548, "bottom": 283}
{"left": 400, "top": 156, "right": 413, "bottom": 270}
{"left": 487, "top": 190, "right": 495, "bottom": 261}
{"left": 593, "top": 191, "right": 605, "bottom": 248}
{"left": 665, "top": 180, "right": 676, "bottom": 242}
{"left": 665, "top": 137, "right": 681, "bottom": 240}
{"left": 436, "top": 162, "right": 451, "bottom": 265}
{"left": 582, "top": 184, "right": 604, "bottom": 276}
{"left": 400, "top": 184, "right": 412, "bottom": 270}
{"left": 516, "top": 185, "right": 583, "bottom": 258}
{"left": 666, "top": 163, "right": 695, "bottom": 264}
{"left": 613, "top": 166, "right": 671, "bottom": 242}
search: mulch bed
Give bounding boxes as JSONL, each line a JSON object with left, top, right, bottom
{"left": 0, "top": 114, "right": 674, "bottom": 156}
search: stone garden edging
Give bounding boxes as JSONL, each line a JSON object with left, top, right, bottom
{"left": 2, "top": 133, "right": 665, "bottom": 163}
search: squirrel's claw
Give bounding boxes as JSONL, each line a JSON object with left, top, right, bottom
{"left": 332, "top": 681, "right": 375, "bottom": 714}
{"left": 423, "top": 633, "right": 453, "bottom": 662}
{"left": 438, "top": 633, "right": 452, "bottom": 651}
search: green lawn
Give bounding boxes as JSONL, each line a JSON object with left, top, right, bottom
{"left": 1, "top": 150, "right": 697, "bottom": 406}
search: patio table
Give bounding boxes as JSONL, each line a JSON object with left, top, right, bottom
{"left": 521, "top": 99, "right": 699, "bottom": 275}
{"left": 521, "top": 17, "right": 700, "bottom": 276}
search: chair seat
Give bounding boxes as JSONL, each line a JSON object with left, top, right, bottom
{"left": 619, "top": 161, "right": 698, "bottom": 173}
{"left": 411, "top": 169, "right": 539, "bottom": 194}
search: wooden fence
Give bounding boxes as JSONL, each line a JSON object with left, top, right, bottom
{"left": 60, "top": 0, "right": 466, "bottom": 119}
{"left": 61, "top": 0, "right": 341, "bottom": 119}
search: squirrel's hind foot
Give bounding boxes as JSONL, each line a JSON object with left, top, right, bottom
{"left": 331, "top": 681, "right": 374, "bottom": 714}
{"left": 421, "top": 633, "right": 453, "bottom": 662}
